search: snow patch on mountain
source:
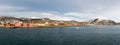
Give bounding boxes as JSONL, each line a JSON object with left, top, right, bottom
{"left": 89, "top": 16, "right": 110, "bottom": 23}
{"left": 92, "top": 16, "right": 109, "bottom": 21}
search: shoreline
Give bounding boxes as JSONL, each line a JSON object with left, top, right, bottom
{"left": 0, "top": 25, "right": 120, "bottom": 28}
{"left": 0, "top": 25, "right": 89, "bottom": 28}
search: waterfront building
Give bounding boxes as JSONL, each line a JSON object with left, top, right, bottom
{"left": 6, "top": 22, "right": 11, "bottom": 27}
{"left": 22, "top": 23, "right": 28, "bottom": 27}
{"left": 28, "top": 22, "right": 34, "bottom": 27}
{"left": 14, "top": 22, "right": 22, "bottom": 27}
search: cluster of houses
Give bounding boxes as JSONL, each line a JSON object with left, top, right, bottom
{"left": 0, "top": 16, "right": 88, "bottom": 28}
{"left": 2, "top": 22, "right": 34, "bottom": 28}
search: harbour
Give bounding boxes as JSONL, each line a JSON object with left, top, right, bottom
{"left": 0, "top": 0, "right": 120, "bottom": 45}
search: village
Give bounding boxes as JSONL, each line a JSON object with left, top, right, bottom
{"left": 0, "top": 16, "right": 88, "bottom": 28}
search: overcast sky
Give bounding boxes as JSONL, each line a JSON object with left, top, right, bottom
{"left": 0, "top": 0, "right": 120, "bottom": 22}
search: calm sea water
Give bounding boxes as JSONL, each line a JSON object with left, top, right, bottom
{"left": 0, "top": 25, "right": 120, "bottom": 45}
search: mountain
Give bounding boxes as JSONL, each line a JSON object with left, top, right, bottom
{"left": 89, "top": 17, "right": 116, "bottom": 25}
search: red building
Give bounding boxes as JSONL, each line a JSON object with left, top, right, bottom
{"left": 14, "top": 22, "right": 22, "bottom": 27}
{"left": 28, "top": 23, "right": 34, "bottom": 27}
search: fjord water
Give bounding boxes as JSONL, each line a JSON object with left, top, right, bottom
{"left": 0, "top": 26, "right": 120, "bottom": 45}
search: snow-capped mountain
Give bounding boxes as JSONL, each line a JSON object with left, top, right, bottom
{"left": 90, "top": 17, "right": 109, "bottom": 21}
{"left": 89, "top": 17, "right": 116, "bottom": 25}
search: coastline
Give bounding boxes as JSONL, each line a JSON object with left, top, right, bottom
{"left": 0, "top": 16, "right": 120, "bottom": 29}
{"left": 0, "top": 24, "right": 89, "bottom": 28}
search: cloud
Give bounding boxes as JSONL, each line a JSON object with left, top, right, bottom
{"left": 0, "top": 5, "right": 25, "bottom": 12}
{"left": 0, "top": 5, "right": 78, "bottom": 21}
{"left": 1, "top": 0, "right": 120, "bottom": 22}
{"left": 0, "top": 5, "right": 26, "bottom": 16}
{"left": 62, "top": 0, "right": 120, "bottom": 22}
{"left": 7, "top": 11, "right": 80, "bottom": 21}
{"left": 0, "top": 5, "right": 84, "bottom": 21}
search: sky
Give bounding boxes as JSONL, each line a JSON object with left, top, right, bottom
{"left": 0, "top": 0, "right": 120, "bottom": 22}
